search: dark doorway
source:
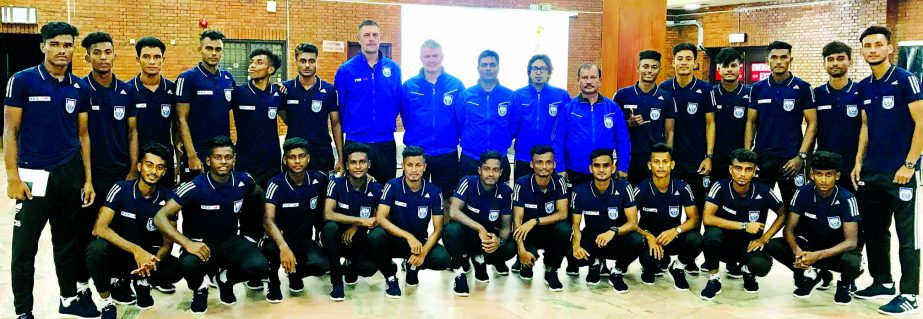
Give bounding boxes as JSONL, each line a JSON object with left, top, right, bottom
{"left": 705, "top": 46, "right": 770, "bottom": 85}
{"left": 1, "top": 33, "right": 44, "bottom": 137}
{"left": 346, "top": 42, "right": 392, "bottom": 61}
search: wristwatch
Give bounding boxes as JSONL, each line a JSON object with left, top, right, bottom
{"left": 535, "top": 217, "right": 541, "bottom": 225}
{"left": 741, "top": 222, "right": 748, "bottom": 230}
{"left": 705, "top": 153, "right": 714, "bottom": 159}
{"left": 675, "top": 226, "right": 683, "bottom": 234}
{"left": 609, "top": 226, "right": 620, "bottom": 236}
{"left": 905, "top": 161, "right": 916, "bottom": 169}
{"left": 798, "top": 152, "right": 808, "bottom": 160}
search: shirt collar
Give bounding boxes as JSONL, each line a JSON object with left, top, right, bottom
{"left": 825, "top": 79, "right": 854, "bottom": 94}
{"left": 727, "top": 182, "right": 756, "bottom": 200}
{"left": 345, "top": 176, "right": 371, "bottom": 194}
{"left": 401, "top": 177, "right": 427, "bottom": 194}
{"left": 247, "top": 81, "right": 273, "bottom": 95}
{"left": 206, "top": 171, "right": 236, "bottom": 190}
{"left": 86, "top": 72, "right": 119, "bottom": 92}
{"left": 132, "top": 74, "right": 167, "bottom": 94}
{"left": 196, "top": 62, "right": 221, "bottom": 78}
{"left": 672, "top": 77, "right": 698, "bottom": 90}
{"left": 529, "top": 174, "right": 558, "bottom": 193}
{"left": 813, "top": 185, "right": 840, "bottom": 206}
{"left": 590, "top": 179, "right": 617, "bottom": 198}
{"left": 475, "top": 178, "right": 498, "bottom": 197}
{"left": 718, "top": 82, "right": 742, "bottom": 96}
{"left": 131, "top": 180, "right": 162, "bottom": 202}
{"left": 284, "top": 171, "right": 310, "bottom": 191}
{"left": 646, "top": 178, "right": 674, "bottom": 196}
{"left": 634, "top": 82, "right": 657, "bottom": 96}
{"left": 872, "top": 65, "right": 896, "bottom": 83}
{"left": 36, "top": 63, "right": 75, "bottom": 84}
{"left": 767, "top": 73, "right": 795, "bottom": 87}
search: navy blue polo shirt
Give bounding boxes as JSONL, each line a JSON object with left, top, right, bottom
{"left": 711, "top": 84, "right": 751, "bottom": 159}
{"left": 127, "top": 75, "right": 176, "bottom": 151}
{"left": 453, "top": 175, "right": 513, "bottom": 233}
{"left": 857, "top": 66, "right": 923, "bottom": 174}
{"left": 325, "top": 176, "right": 383, "bottom": 219}
{"left": 401, "top": 69, "right": 466, "bottom": 156}
{"left": 658, "top": 77, "right": 715, "bottom": 163}
{"left": 705, "top": 179, "right": 783, "bottom": 240}
{"left": 175, "top": 63, "right": 236, "bottom": 161}
{"left": 82, "top": 74, "right": 137, "bottom": 176}
{"left": 456, "top": 84, "right": 517, "bottom": 159}
{"left": 172, "top": 171, "right": 255, "bottom": 241}
{"left": 103, "top": 180, "right": 173, "bottom": 252}
{"left": 232, "top": 82, "right": 283, "bottom": 173}
{"left": 749, "top": 74, "right": 815, "bottom": 159}
{"left": 380, "top": 177, "right": 444, "bottom": 240}
{"left": 512, "top": 84, "right": 571, "bottom": 162}
{"left": 281, "top": 76, "right": 338, "bottom": 148}
{"left": 635, "top": 178, "right": 696, "bottom": 234}
{"left": 3, "top": 64, "right": 83, "bottom": 169}
{"left": 813, "top": 80, "right": 861, "bottom": 171}
{"left": 264, "top": 171, "right": 327, "bottom": 239}
{"left": 789, "top": 184, "right": 860, "bottom": 250}
{"left": 512, "top": 174, "right": 568, "bottom": 221}
{"left": 613, "top": 83, "right": 675, "bottom": 156}
{"left": 569, "top": 179, "right": 636, "bottom": 235}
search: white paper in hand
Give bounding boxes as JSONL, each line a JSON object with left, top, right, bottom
{"left": 18, "top": 168, "right": 50, "bottom": 197}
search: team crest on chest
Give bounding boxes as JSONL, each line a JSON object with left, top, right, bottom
{"left": 443, "top": 94, "right": 453, "bottom": 106}
{"left": 310, "top": 196, "right": 318, "bottom": 209}
{"left": 734, "top": 106, "right": 746, "bottom": 118}
{"left": 549, "top": 104, "right": 558, "bottom": 117}
{"left": 233, "top": 199, "right": 243, "bottom": 213}
{"left": 312, "top": 100, "right": 323, "bottom": 112}
{"left": 748, "top": 210, "right": 760, "bottom": 222}
{"left": 498, "top": 103, "right": 508, "bottom": 117}
{"left": 846, "top": 104, "right": 858, "bottom": 117}
{"left": 161, "top": 104, "right": 171, "bottom": 118}
{"left": 382, "top": 66, "right": 392, "bottom": 78}
{"left": 65, "top": 98, "right": 77, "bottom": 113}
{"left": 794, "top": 174, "right": 806, "bottom": 187}
{"left": 669, "top": 206, "right": 680, "bottom": 218}
{"left": 114, "top": 105, "right": 126, "bottom": 120}
{"left": 268, "top": 107, "right": 278, "bottom": 119}
{"left": 360, "top": 206, "right": 372, "bottom": 218}
{"left": 650, "top": 108, "right": 661, "bottom": 120}
{"left": 703, "top": 175, "right": 711, "bottom": 188}
{"left": 489, "top": 209, "right": 500, "bottom": 221}
{"left": 607, "top": 207, "right": 619, "bottom": 220}
{"left": 827, "top": 216, "right": 842, "bottom": 229}
{"left": 224, "top": 89, "right": 233, "bottom": 102}
{"left": 687, "top": 102, "right": 698, "bottom": 114}
{"left": 544, "top": 202, "right": 555, "bottom": 214}
{"left": 418, "top": 206, "right": 429, "bottom": 219}
{"left": 146, "top": 218, "right": 156, "bottom": 231}
{"left": 883, "top": 96, "right": 895, "bottom": 109}
{"left": 783, "top": 99, "right": 795, "bottom": 111}
{"left": 899, "top": 187, "right": 914, "bottom": 201}
{"left": 604, "top": 115, "right": 614, "bottom": 128}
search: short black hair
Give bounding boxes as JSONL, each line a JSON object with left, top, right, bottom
{"left": 529, "top": 144, "right": 554, "bottom": 158}
{"left": 295, "top": 43, "right": 319, "bottom": 56}
{"left": 810, "top": 151, "right": 843, "bottom": 173}
{"left": 649, "top": 143, "right": 673, "bottom": 158}
{"left": 578, "top": 63, "right": 602, "bottom": 77}
{"left": 141, "top": 142, "right": 171, "bottom": 163}
{"left": 478, "top": 49, "right": 499, "bottom": 65}
{"left": 249, "top": 48, "right": 281, "bottom": 71}
{"left": 479, "top": 150, "right": 503, "bottom": 167}
{"left": 135, "top": 36, "right": 166, "bottom": 57}
{"left": 672, "top": 43, "right": 697, "bottom": 57}
{"left": 729, "top": 148, "right": 758, "bottom": 165}
{"left": 860, "top": 25, "right": 892, "bottom": 43}
{"left": 638, "top": 50, "right": 662, "bottom": 62}
{"left": 357, "top": 19, "right": 379, "bottom": 31}
{"left": 590, "top": 148, "right": 613, "bottom": 162}
{"left": 822, "top": 41, "right": 852, "bottom": 59}
{"left": 715, "top": 47, "right": 743, "bottom": 67}
{"left": 207, "top": 136, "right": 235, "bottom": 155}
{"left": 81, "top": 31, "right": 113, "bottom": 50}
{"left": 402, "top": 145, "right": 425, "bottom": 160}
{"left": 40, "top": 21, "right": 79, "bottom": 42}
{"left": 199, "top": 30, "right": 225, "bottom": 42}
{"left": 282, "top": 137, "right": 310, "bottom": 156}
{"left": 767, "top": 41, "right": 793, "bottom": 53}
{"left": 527, "top": 54, "right": 553, "bottom": 75}
{"left": 344, "top": 142, "right": 370, "bottom": 160}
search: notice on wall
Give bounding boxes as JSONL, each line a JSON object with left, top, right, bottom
{"left": 323, "top": 40, "right": 345, "bottom": 53}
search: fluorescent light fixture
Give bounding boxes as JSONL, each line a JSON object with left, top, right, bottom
{"left": 683, "top": 3, "right": 702, "bottom": 10}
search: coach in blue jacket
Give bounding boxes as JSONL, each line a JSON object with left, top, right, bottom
{"left": 512, "top": 54, "right": 571, "bottom": 180}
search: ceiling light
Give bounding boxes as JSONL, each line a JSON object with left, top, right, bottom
{"left": 683, "top": 3, "right": 702, "bottom": 10}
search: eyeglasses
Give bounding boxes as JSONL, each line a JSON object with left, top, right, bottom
{"left": 530, "top": 66, "right": 550, "bottom": 72}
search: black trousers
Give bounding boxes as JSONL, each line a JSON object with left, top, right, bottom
{"left": 11, "top": 154, "right": 85, "bottom": 314}
{"left": 702, "top": 227, "right": 772, "bottom": 277}
{"left": 567, "top": 231, "right": 644, "bottom": 272}
{"left": 765, "top": 237, "right": 861, "bottom": 282}
{"left": 565, "top": 169, "right": 592, "bottom": 188}
{"left": 639, "top": 231, "right": 703, "bottom": 273}
{"left": 443, "top": 221, "right": 516, "bottom": 270}
{"left": 367, "top": 227, "right": 450, "bottom": 277}
{"left": 711, "top": 157, "right": 732, "bottom": 182}
{"left": 513, "top": 160, "right": 533, "bottom": 181}
{"left": 459, "top": 153, "right": 512, "bottom": 185}
{"left": 178, "top": 235, "right": 270, "bottom": 290}
{"left": 75, "top": 170, "right": 125, "bottom": 283}
{"left": 320, "top": 221, "right": 377, "bottom": 285}
{"left": 424, "top": 151, "right": 460, "bottom": 196}
{"left": 261, "top": 235, "right": 330, "bottom": 282}
{"left": 85, "top": 238, "right": 182, "bottom": 292}
{"left": 675, "top": 160, "right": 706, "bottom": 211}
{"left": 347, "top": 140, "right": 396, "bottom": 184}
{"left": 239, "top": 187, "right": 269, "bottom": 241}
{"left": 754, "top": 155, "right": 801, "bottom": 205}
{"left": 307, "top": 144, "right": 336, "bottom": 175}
{"left": 627, "top": 153, "right": 652, "bottom": 186}
{"left": 856, "top": 171, "right": 920, "bottom": 294}
{"left": 519, "top": 221, "right": 572, "bottom": 269}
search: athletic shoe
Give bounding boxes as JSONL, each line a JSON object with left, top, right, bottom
{"left": 265, "top": 282, "right": 283, "bottom": 304}
{"left": 133, "top": 280, "right": 154, "bottom": 309}
{"left": 700, "top": 278, "right": 722, "bottom": 300}
{"left": 726, "top": 262, "right": 743, "bottom": 279}
{"left": 216, "top": 269, "right": 238, "bottom": 305}
{"left": 289, "top": 275, "right": 305, "bottom": 293}
{"left": 878, "top": 295, "right": 919, "bottom": 316}
{"left": 153, "top": 282, "right": 176, "bottom": 294}
{"left": 793, "top": 273, "right": 821, "bottom": 298}
{"left": 586, "top": 261, "right": 601, "bottom": 285}
{"left": 685, "top": 262, "right": 701, "bottom": 276}
{"left": 817, "top": 269, "right": 833, "bottom": 291}
{"left": 15, "top": 313, "right": 34, "bottom": 319}
{"left": 453, "top": 273, "right": 470, "bottom": 296}
{"left": 190, "top": 288, "right": 208, "bottom": 314}
{"left": 545, "top": 271, "right": 563, "bottom": 292}
{"left": 344, "top": 261, "right": 359, "bottom": 286}
{"left": 600, "top": 263, "right": 611, "bottom": 278}
{"left": 519, "top": 266, "right": 534, "bottom": 280}
{"left": 669, "top": 265, "right": 690, "bottom": 291}
{"left": 462, "top": 256, "right": 472, "bottom": 272}
{"left": 473, "top": 259, "right": 489, "bottom": 283}
{"left": 245, "top": 278, "right": 263, "bottom": 291}
{"left": 855, "top": 282, "right": 898, "bottom": 300}
{"left": 329, "top": 284, "right": 345, "bottom": 301}
{"left": 640, "top": 271, "right": 656, "bottom": 285}
{"left": 834, "top": 281, "right": 852, "bottom": 305}
{"left": 406, "top": 266, "right": 420, "bottom": 287}
{"left": 58, "top": 296, "right": 101, "bottom": 318}
{"left": 100, "top": 302, "right": 116, "bottom": 319}
{"left": 76, "top": 288, "right": 96, "bottom": 309}
{"left": 493, "top": 262, "right": 510, "bottom": 276}
{"left": 565, "top": 263, "right": 579, "bottom": 276}
{"left": 743, "top": 273, "right": 759, "bottom": 293}
{"left": 511, "top": 261, "right": 521, "bottom": 274}
{"left": 385, "top": 276, "right": 401, "bottom": 298}
{"left": 609, "top": 273, "right": 628, "bottom": 293}
{"left": 111, "top": 279, "right": 137, "bottom": 305}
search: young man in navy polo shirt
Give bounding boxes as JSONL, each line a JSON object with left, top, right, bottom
{"left": 5, "top": 21, "right": 97, "bottom": 319}
{"left": 851, "top": 26, "right": 923, "bottom": 315}
{"left": 745, "top": 41, "right": 817, "bottom": 206}
{"left": 261, "top": 138, "right": 331, "bottom": 303}
{"left": 614, "top": 50, "right": 675, "bottom": 185}
{"left": 700, "top": 149, "right": 786, "bottom": 300}
{"left": 153, "top": 136, "right": 270, "bottom": 314}
{"left": 281, "top": 43, "right": 343, "bottom": 174}
{"left": 401, "top": 40, "right": 466, "bottom": 200}
{"left": 512, "top": 55, "right": 571, "bottom": 179}
{"left": 634, "top": 143, "right": 702, "bottom": 290}
{"left": 569, "top": 149, "right": 644, "bottom": 293}
{"left": 368, "top": 146, "right": 451, "bottom": 298}
{"left": 445, "top": 150, "right": 517, "bottom": 296}
{"left": 85, "top": 143, "right": 182, "bottom": 317}
{"left": 321, "top": 142, "right": 382, "bottom": 301}
{"left": 510, "top": 145, "right": 571, "bottom": 290}
{"left": 710, "top": 47, "right": 751, "bottom": 182}
{"left": 766, "top": 151, "right": 860, "bottom": 305}
{"left": 176, "top": 30, "right": 236, "bottom": 182}
{"left": 335, "top": 20, "right": 402, "bottom": 183}
{"left": 127, "top": 36, "right": 178, "bottom": 189}
{"left": 813, "top": 42, "right": 861, "bottom": 192}
{"left": 456, "top": 50, "right": 517, "bottom": 184}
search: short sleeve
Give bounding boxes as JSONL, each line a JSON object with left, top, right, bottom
{"left": 453, "top": 177, "right": 472, "bottom": 200}
{"left": 101, "top": 183, "right": 124, "bottom": 211}
{"left": 766, "top": 187, "right": 784, "bottom": 212}
{"left": 662, "top": 92, "right": 677, "bottom": 119}
{"left": 380, "top": 181, "right": 397, "bottom": 207}
{"left": 172, "top": 182, "right": 197, "bottom": 207}
{"left": 511, "top": 182, "right": 526, "bottom": 208}
{"left": 622, "top": 183, "right": 637, "bottom": 208}
{"left": 705, "top": 182, "right": 723, "bottom": 205}
{"left": 175, "top": 73, "right": 194, "bottom": 104}
{"left": 680, "top": 182, "right": 696, "bottom": 207}
{"left": 800, "top": 81, "right": 816, "bottom": 109}
{"left": 431, "top": 190, "right": 445, "bottom": 216}
{"left": 326, "top": 85, "right": 340, "bottom": 113}
{"left": 702, "top": 86, "right": 717, "bottom": 113}
{"left": 748, "top": 85, "right": 761, "bottom": 110}
{"left": 900, "top": 75, "right": 923, "bottom": 104}
{"left": 788, "top": 188, "right": 805, "bottom": 215}
{"left": 500, "top": 189, "right": 513, "bottom": 216}
{"left": 4, "top": 74, "right": 28, "bottom": 107}
{"left": 841, "top": 194, "right": 861, "bottom": 223}
{"left": 555, "top": 176, "right": 569, "bottom": 201}
{"left": 264, "top": 180, "right": 281, "bottom": 205}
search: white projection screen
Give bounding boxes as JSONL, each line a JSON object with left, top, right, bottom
{"left": 400, "top": 4, "right": 571, "bottom": 90}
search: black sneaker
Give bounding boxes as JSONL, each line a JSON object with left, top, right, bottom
{"left": 586, "top": 261, "right": 601, "bottom": 285}
{"left": 208, "top": 274, "right": 218, "bottom": 288}
{"left": 494, "top": 262, "right": 510, "bottom": 276}
{"left": 834, "top": 281, "right": 852, "bottom": 305}
{"left": 726, "top": 262, "right": 743, "bottom": 279}
{"left": 245, "top": 279, "right": 263, "bottom": 291}
{"left": 15, "top": 313, "right": 34, "bottom": 319}
{"left": 565, "top": 263, "right": 579, "bottom": 276}
{"left": 384, "top": 276, "right": 401, "bottom": 298}
{"left": 190, "top": 288, "right": 208, "bottom": 314}
{"left": 743, "top": 274, "right": 759, "bottom": 293}
{"left": 640, "top": 271, "right": 655, "bottom": 285}
{"left": 453, "top": 273, "right": 470, "bottom": 297}
{"left": 133, "top": 280, "right": 154, "bottom": 309}
{"left": 288, "top": 274, "right": 304, "bottom": 293}
{"left": 153, "top": 282, "right": 176, "bottom": 294}
{"left": 545, "top": 271, "right": 563, "bottom": 292}
{"left": 266, "top": 282, "right": 283, "bottom": 304}
{"left": 685, "top": 262, "right": 701, "bottom": 276}
{"left": 511, "top": 261, "right": 521, "bottom": 274}
{"left": 344, "top": 261, "right": 359, "bottom": 286}
{"left": 609, "top": 273, "right": 628, "bottom": 293}
{"left": 76, "top": 288, "right": 95, "bottom": 309}
{"left": 600, "top": 263, "right": 611, "bottom": 278}
{"left": 879, "top": 295, "right": 919, "bottom": 316}
{"left": 59, "top": 296, "right": 101, "bottom": 318}
{"left": 793, "top": 273, "right": 821, "bottom": 298}
{"left": 669, "top": 266, "right": 690, "bottom": 291}
{"left": 700, "top": 278, "right": 722, "bottom": 300}
{"left": 329, "top": 284, "right": 345, "bottom": 301}
{"left": 462, "top": 256, "right": 472, "bottom": 273}
{"left": 817, "top": 269, "right": 833, "bottom": 291}
{"left": 100, "top": 302, "right": 116, "bottom": 319}
{"left": 406, "top": 266, "right": 420, "bottom": 287}
{"left": 111, "top": 279, "right": 137, "bottom": 305}
{"left": 473, "top": 259, "right": 489, "bottom": 283}
{"left": 216, "top": 269, "right": 238, "bottom": 305}
{"left": 855, "top": 282, "right": 897, "bottom": 300}
{"left": 519, "top": 266, "right": 534, "bottom": 280}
